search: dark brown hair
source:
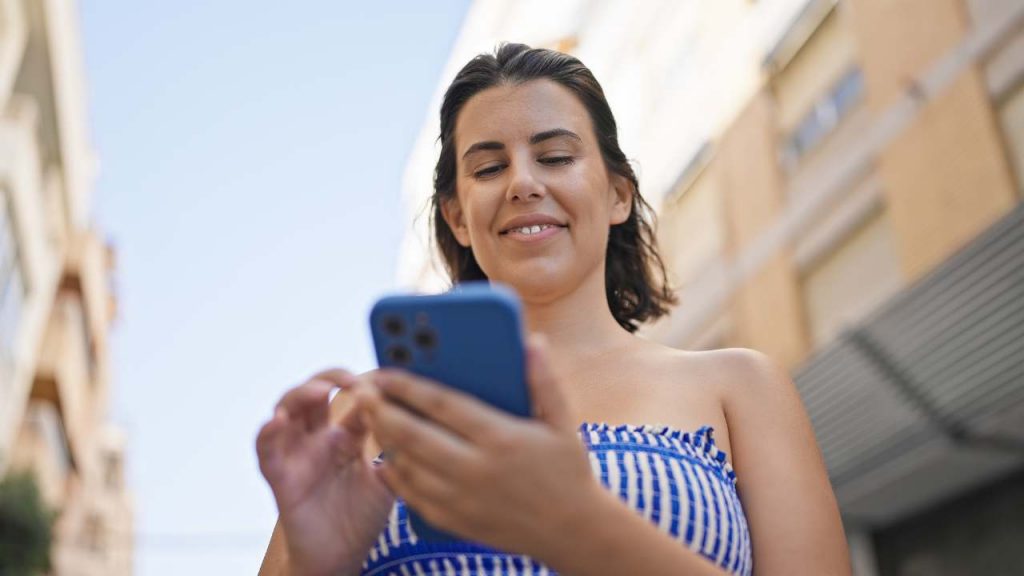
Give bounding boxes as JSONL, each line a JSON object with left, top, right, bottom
{"left": 431, "top": 42, "right": 676, "bottom": 332}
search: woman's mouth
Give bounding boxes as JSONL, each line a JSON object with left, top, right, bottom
{"left": 501, "top": 224, "right": 566, "bottom": 242}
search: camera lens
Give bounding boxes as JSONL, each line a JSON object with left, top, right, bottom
{"left": 413, "top": 327, "right": 437, "bottom": 350}
{"left": 386, "top": 345, "right": 411, "bottom": 366}
{"left": 382, "top": 315, "right": 405, "bottom": 337}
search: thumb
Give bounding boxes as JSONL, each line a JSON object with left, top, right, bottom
{"left": 525, "top": 334, "right": 573, "bottom": 431}
{"left": 338, "top": 386, "right": 373, "bottom": 438}
{"left": 329, "top": 390, "right": 375, "bottom": 461}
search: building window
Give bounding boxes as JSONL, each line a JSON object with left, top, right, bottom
{"left": 27, "top": 401, "right": 73, "bottom": 481}
{"left": 82, "top": 512, "right": 107, "bottom": 555}
{"left": 62, "top": 295, "right": 97, "bottom": 382}
{"left": 104, "top": 452, "right": 122, "bottom": 492}
{"left": 0, "top": 190, "right": 26, "bottom": 376}
{"left": 999, "top": 81, "right": 1024, "bottom": 196}
{"left": 801, "top": 209, "right": 903, "bottom": 348}
{"left": 781, "top": 66, "right": 864, "bottom": 170}
{"left": 660, "top": 144, "right": 723, "bottom": 286}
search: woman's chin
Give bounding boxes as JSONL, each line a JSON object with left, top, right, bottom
{"left": 488, "top": 264, "right": 575, "bottom": 301}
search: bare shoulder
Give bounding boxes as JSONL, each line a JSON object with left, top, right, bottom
{"left": 679, "top": 347, "right": 796, "bottom": 414}
{"left": 687, "top": 347, "right": 813, "bottom": 454}
{"left": 693, "top": 345, "right": 786, "bottom": 381}
{"left": 623, "top": 343, "right": 783, "bottom": 456}
{"left": 644, "top": 344, "right": 791, "bottom": 410}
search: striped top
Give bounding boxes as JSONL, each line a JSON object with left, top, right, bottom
{"left": 359, "top": 422, "right": 752, "bottom": 576}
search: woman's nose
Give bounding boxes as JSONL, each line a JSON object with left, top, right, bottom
{"left": 505, "top": 161, "right": 546, "bottom": 203}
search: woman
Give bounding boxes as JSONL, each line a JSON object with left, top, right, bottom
{"left": 257, "top": 43, "right": 850, "bottom": 576}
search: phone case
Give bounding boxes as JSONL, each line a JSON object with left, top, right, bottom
{"left": 369, "top": 282, "right": 530, "bottom": 543}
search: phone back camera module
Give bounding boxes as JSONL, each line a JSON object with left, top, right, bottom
{"left": 382, "top": 315, "right": 405, "bottom": 337}
{"left": 413, "top": 327, "right": 437, "bottom": 350}
{"left": 386, "top": 344, "right": 412, "bottom": 366}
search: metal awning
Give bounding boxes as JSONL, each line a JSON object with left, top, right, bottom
{"left": 794, "top": 201, "right": 1024, "bottom": 527}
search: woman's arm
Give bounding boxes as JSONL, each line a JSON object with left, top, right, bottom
{"left": 258, "top": 522, "right": 290, "bottom": 576}
{"left": 722, "top": 348, "right": 850, "bottom": 575}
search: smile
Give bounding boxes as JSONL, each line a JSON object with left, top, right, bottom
{"left": 501, "top": 224, "right": 566, "bottom": 242}
{"left": 507, "top": 224, "right": 558, "bottom": 235}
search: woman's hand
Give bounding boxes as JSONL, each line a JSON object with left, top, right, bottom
{"left": 363, "top": 335, "right": 605, "bottom": 560}
{"left": 256, "top": 370, "right": 396, "bottom": 576}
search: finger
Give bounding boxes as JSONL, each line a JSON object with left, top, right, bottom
{"left": 376, "top": 458, "right": 457, "bottom": 526}
{"left": 308, "top": 369, "right": 361, "bottom": 428}
{"left": 308, "top": 368, "right": 360, "bottom": 390}
{"left": 322, "top": 382, "right": 377, "bottom": 463}
{"left": 335, "top": 387, "right": 391, "bottom": 464}
{"left": 255, "top": 408, "right": 289, "bottom": 481}
{"left": 365, "top": 392, "right": 475, "bottom": 477}
{"left": 525, "top": 334, "right": 573, "bottom": 431}
{"left": 337, "top": 388, "right": 370, "bottom": 437}
{"left": 325, "top": 422, "right": 366, "bottom": 462}
{"left": 276, "top": 376, "right": 345, "bottom": 431}
{"left": 373, "top": 369, "right": 506, "bottom": 441}
{"left": 329, "top": 372, "right": 374, "bottom": 424}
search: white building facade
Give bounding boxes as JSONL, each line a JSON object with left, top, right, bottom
{"left": 1, "top": 0, "right": 132, "bottom": 573}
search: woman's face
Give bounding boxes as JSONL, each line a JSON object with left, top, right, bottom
{"left": 443, "top": 79, "right": 632, "bottom": 302}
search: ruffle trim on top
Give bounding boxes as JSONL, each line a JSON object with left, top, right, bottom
{"left": 578, "top": 421, "right": 738, "bottom": 485}
{"left": 370, "top": 422, "right": 739, "bottom": 484}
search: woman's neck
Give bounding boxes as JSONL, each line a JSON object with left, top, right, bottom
{"left": 520, "top": 268, "right": 635, "bottom": 362}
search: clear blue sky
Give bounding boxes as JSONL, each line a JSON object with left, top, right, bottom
{"left": 79, "top": 2, "right": 470, "bottom": 573}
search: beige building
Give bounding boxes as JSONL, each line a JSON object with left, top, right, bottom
{"left": 402, "top": 0, "right": 1024, "bottom": 574}
{"left": 654, "top": 0, "right": 1024, "bottom": 573}
{"left": 1, "top": 0, "right": 132, "bottom": 574}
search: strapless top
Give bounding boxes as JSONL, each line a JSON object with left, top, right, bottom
{"left": 358, "top": 422, "right": 752, "bottom": 576}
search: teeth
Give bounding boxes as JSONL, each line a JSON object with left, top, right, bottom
{"left": 512, "top": 224, "right": 553, "bottom": 235}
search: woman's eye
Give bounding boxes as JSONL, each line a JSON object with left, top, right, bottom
{"left": 473, "top": 164, "right": 504, "bottom": 179}
{"left": 540, "top": 156, "right": 574, "bottom": 166}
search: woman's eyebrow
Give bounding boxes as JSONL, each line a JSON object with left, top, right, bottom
{"left": 462, "top": 140, "right": 504, "bottom": 160}
{"left": 461, "top": 128, "right": 583, "bottom": 160}
{"left": 529, "top": 128, "right": 582, "bottom": 145}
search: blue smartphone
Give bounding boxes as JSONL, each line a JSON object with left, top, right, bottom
{"left": 369, "top": 282, "right": 530, "bottom": 543}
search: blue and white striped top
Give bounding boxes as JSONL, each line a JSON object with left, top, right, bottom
{"left": 359, "top": 422, "right": 752, "bottom": 576}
